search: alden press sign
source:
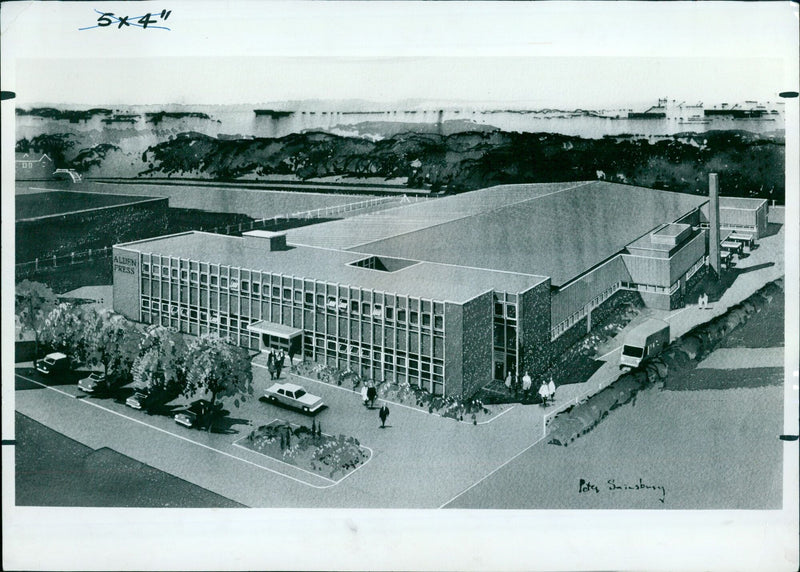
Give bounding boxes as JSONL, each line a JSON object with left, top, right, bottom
{"left": 113, "top": 255, "right": 138, "bottom": 274}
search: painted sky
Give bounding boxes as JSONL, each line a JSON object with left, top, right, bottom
{"left": 12, "top": 56, "right": 787, "bottom": 109}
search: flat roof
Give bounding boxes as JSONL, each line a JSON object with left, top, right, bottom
{"left": 314, "top": 181, "right": 706, "bottom": 287}
{"left": 653, "top": 223, "right": 690, "bottom": 237}
{"left": 118, "top": 231, "right": 548, "bottom": 303}
{"left": 719, "top": 197, "right": 768, "bottom": 210}
{"left": 16, "top": 191, "right": 163, "bottom": 221}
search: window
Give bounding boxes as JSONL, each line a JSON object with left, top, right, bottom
{"left": 252, "top": 282, "right": 260, "bottom": 295}
{"left": 210, "top": 275, "right": 219, "bottom": 287}
{"left": 317, "top": 294, "right": 325, "bottom": 306}
{"left": 397, "top": 309, "right": 406, "bottom": 323}
{"left": 273, "top": 286, "right": 280, "bottom": 297}
{"left": 283, "top": 288, "right": 291, "bottom": 300}
{"left": 495, "top": 302, "right": 504, "bottom": 316}
{"left": 294, "top": 290, "right": 302, "bottom": 304}
{"left": 181, "top": 269, "right": 188, "bottom": 281}
{"left": 305, "top": 292, "right": 314, "bottom": 305}
{"left": 385, "top": 307, "right": 394, "bottom": 320}
{"left": 161, "top": 266, "right": 169, "bottom": 278}
{"left": 141, "top": 299, "right": 150, "bottom": 308}
{"left": 422, "top": 314, "right": 431, "bottom": 327}
{"left": 142, "top": 263, "right": 150, "bottom": 275}
{"left": 507, "top": 305, "right": 516, "bottom": 319}
{"left": 221, "top": 276, "right": 228, "bottom": 289}
{"left": 152, "top": 265, "right": 161, "bottom": 276}
{"left": 190, "top": 271, "right": 198, "bottom": 282}
{"left": 200, "top": 273, "right": 208, "bottom": 285}
{"left": 230, "top": 278, "right": 239, "bottom": 292}
{"left": 241, "top": 280, "right": 250, "bottom": 293}
{"left": 351, "top": 300, "right": 360, "bottom": 314}
{"left": 434, "top": 315, "right": 444, "bottom": 330}
{"left": 362, "top": 303, "right": 371, "bottom": 316}
{"left": 410, "top": 311, "right": 419, "bottom": 325}
{"left": 171, "top": 268, "right": 178, "bottom": 279}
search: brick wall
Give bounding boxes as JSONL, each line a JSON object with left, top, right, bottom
{"left": 519, "top": 280, "right": 552, "bottom": 377}
{"left": 459, "top": 291, "right": 493, "bottom": 398}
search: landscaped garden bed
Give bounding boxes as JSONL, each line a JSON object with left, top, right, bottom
{"left": 293, "top": 362, "right": 503, "bottom": 423}
{"left": 239, "top": 419, "right": 370, "bottom": 480}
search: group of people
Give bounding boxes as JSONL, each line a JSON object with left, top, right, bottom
{"left": 360, "top": 383, "right": 378, "bottom": 408}
{"left": 266, "top": 350, "right": 286, "bottom": 380}
{"left": 538, "top": 377, "right": 557, "bottom": 407}
{"left": 697, "top": 292, "right": 710, "bottom": 309}
{"left": 360, "top": 384, "right": 390, "bottom": 427}
{"left": 504, "top": 369, "right": 556, "bottom": 406}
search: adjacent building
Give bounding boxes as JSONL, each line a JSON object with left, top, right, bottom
{"left": 113, "top": 180, "right": 767, "bottom": 398}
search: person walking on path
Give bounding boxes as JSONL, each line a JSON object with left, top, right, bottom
{"left": 538, "top": 380, "right": 550, "bottom": 407}
{"left": 267, "top": 351, "right": 276, "bottom": 380}
{"left": 367, "top": 384, "right": 378, "bottom": 408}
{"left": 275, "top": 351, "right": 285, "bottom": 379}
{"left": 361, "top": 384, "right": 369, "bottom": 407}
{"left": 547, "top": 377, "right": 557, "bottom": 403}
{"left": 379, "top": 403, "right": 390, "bottom": 428}
{"left": 505, "top": 372, "right": 513, "bottom": 392}
{"left": 288, "top": 345, "right": 296, "bottom": 369}
{"left": 522, "top": 371, "right": 532, "bottom": 395}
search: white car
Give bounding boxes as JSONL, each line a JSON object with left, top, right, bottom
{"left": 78, "top": 372, "right": 107, "bottom": 393}
{"left": 265, "top": 382, "right": 324, "bottom": 413}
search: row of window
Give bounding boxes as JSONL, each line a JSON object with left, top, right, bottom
{"left": 142, "top": 274, "right": 445, "bottom": 331}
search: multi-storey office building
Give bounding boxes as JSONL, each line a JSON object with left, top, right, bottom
{"left": 113, "top": 180, "right": 766, "bottom": 398}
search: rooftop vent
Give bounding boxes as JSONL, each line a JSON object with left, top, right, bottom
{"left": 242, "top": 230, "right": 287, "bottom": 252}
{"left": 650, "top": 223, "right": 691, "bottom": 247}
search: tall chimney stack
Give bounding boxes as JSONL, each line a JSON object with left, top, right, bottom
{"left": 708, "top": 173, "right": 721, "bottom": 276}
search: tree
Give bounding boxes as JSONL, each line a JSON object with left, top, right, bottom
{"left": 184, "top": 333, "right": 254, "bottom": 430}
{"left": 131, "top": 325, "right": 187, "bottom": 395}
{"left": 83, "top": 309, "right": 142, "bottom": 380}
{"left": 15, "top": 280, "right": 56, "bottom": 357}
{"left": 40, "top": 302, "right": 85, "bottom": 358}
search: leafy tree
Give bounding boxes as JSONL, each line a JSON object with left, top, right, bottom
{"left": 15, "top": 280, "right": 57, "bottom": 357}
{"left": 184, "top": 333, "right": 254, "bottom": 430}
{"left": 40, "top": 302, "right": 85, "bottom": 358}
{"left": 131, "top": 325, "right": 187, "bottom": 395}
{"left": 83, "top": 309, "right": 142, "bottom": 380}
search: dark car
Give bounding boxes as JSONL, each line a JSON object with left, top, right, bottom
{"left": 78, "top": 372, "right": 107, "bottom": 393}
{"left": 174, "top": 399, "right": 218, "bottom": 429}
{"left": 35, "top": 352, "right": 72, "bottom": 375}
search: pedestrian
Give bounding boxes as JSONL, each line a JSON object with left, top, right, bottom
{"left": 275, "top": 350, "right": 285, "bottom": 379}
{"left": 703, "top": 292, "right": 710, "bottom": 309}
{"left": 367, "top": 384, "right": 377, "bottom": 408}
{"left": 522, "top": 371, "right": 532, "bottom": 394}
{"left": 548, "top": 377, "right": 556, "bottom": 403}
{"left": 538, "top": 380, "right": 549, "bottom": 407}
{"left": 505, "top": 372, "right": 513, "bottom": 392}
{"left": 288, "top": 345, "right": 296, "bottom": 369}
{"left": 267, "top": 350, "right": 276, "bottom": 380}
{"left": 379, "top": 403, "right": 390, "bottom": 428}
{"left": 698, "top": 293, "right": 704, "bottom": 308}
{"left": 361, "top": 384, "right": 369, "bottom": 407}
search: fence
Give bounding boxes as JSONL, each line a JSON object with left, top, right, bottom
{"left": 15, "top": 246, "right": 113, "bottom": 277}
{"left": 15, "top": 194, "right": 429, "bottom": 277}
{"left": 194, "top": 194, "right": 421, "bottom": 235}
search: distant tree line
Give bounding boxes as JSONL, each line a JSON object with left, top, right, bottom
{"left": 16, "top": 128, "right": 785, "bottom": 203}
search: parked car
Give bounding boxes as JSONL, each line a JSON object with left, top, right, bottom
{"left": 35, "top": 352, "right": 71, "bottom": 375}
{"left": 173, "top": 399, "right": 215, "bottom": 428}
{"left": 125, "top": 391, "right": 150, "bottom": 410}
{"left": 77, "top": 372, "right": 107, "bottom": 393}
{"left": 265, "top": 382, "right": 324, "bottom": 413}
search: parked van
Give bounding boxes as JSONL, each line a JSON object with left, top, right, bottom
{"left": 620, "top": 319, "right": 670, "bottom": 369}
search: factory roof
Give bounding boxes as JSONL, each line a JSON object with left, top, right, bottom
{"left": 290, "top": 180, "right": 707, "bottom": 286}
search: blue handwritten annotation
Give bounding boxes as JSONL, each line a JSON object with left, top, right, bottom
{"left": 79, "top": 9, "right": 172, "bottom": 31}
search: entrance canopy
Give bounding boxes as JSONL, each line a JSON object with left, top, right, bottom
{"left": 246, "top": 320, "right": 303, "bottom": 340}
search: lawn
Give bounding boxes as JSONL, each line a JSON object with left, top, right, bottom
{"left": 14, "top": 412, "right": 244, "bottom": 507}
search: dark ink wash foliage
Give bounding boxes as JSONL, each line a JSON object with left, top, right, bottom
{"left": 136, "top": 130, "right": 784, "bottom": 202}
